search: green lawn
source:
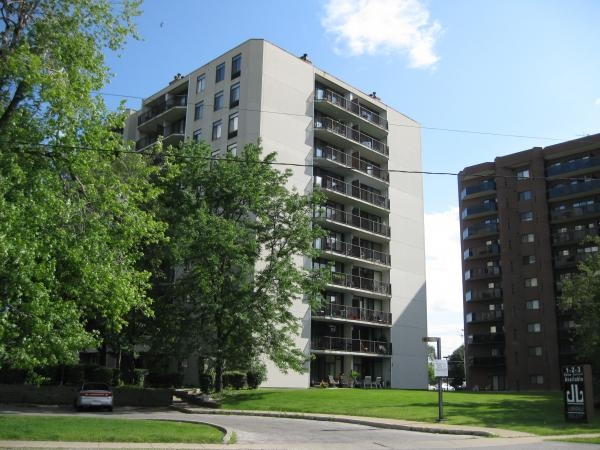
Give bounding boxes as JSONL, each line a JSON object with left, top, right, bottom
{"left": 0, "top": 415, "right": 224, "bottom": 443}
{"left": 220, "top": 388, "right": 600, "bottom": 436}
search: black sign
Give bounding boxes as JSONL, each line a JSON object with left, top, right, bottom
{"left": 562, "top": 365, "right": 587, "bottom": 422}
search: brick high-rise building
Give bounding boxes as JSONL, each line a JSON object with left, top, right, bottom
{"left": 458, "top": 133, "right": 600, "bottom": 390}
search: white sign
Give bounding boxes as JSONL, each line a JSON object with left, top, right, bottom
{"left": 433, "top": 360, "right": 448, "bottom": 377}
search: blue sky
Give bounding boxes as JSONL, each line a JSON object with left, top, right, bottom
{"left": 104, "top": 0, "right": 600, "bottom": 355}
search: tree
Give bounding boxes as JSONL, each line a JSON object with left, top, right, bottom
{"left": 148, "top": 141, "right": 327, "bottom": 392}
{"left": 426, "top": 344, "right": 436, "bottom": 385}
{"left": 0, "top": 0, "right": 165, "bottom": 374}
{"left": 447, "top": 345, "right": 465, "bottom": 389}
{"left": 559, "top": 236, "right": 600, "bottom": 367}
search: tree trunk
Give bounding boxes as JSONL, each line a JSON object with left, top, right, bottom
{"left": 214, "top": 357, "right": 224, "bottom": 393}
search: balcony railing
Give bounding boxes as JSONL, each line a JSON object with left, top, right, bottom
{"left": 329, "top": 272, "right": 391, "bottom": 296}
{"left": 464, "top": 266, "right": 500, "bottom": 280}
{"left": 466, "top": 288, "right": 502, "bottom": 302}
{"left": 314, "top": 144, "right": 389, "bottom": 183}
{"left": 460, "top": 180, "right": 496, "bottom": 199}
{"left": 466, "top": 310, "right": 503, "bottom": 323}
{"left": 463, "top": 243, "right": 500, "bottom": 260}
{"left": 554, "top": 253, "right": 592, "bottom": 268}
{"left": 135, "top": 119, "right": 186, "bottom": 150}
{"left": 313, "top": 303, "right": 392, "bottom": 325}
{"left": 550, "top": 202, "right": 600, "bottom": 221}
{"left": 315, "top": 207, "right": 391, "bottom": 238}
{"left": 547, "top": 155, "right": 600, "bottom": 177}
{"left": 552, "top": 228, "right": 599, "bottom": 245}
{"left": 311, "top": 336, "right": 392, "bottom": 355}
{"left": 314, "top": 116, "right": 389, "bottom": 157}
{"left": 461, "top": 203, "right": 497, "bottom": 219}
{"left": 467, "top": 333, "right": 505, "bottom": 344}
{"left": 316, "top": 237, "right": 390, "bottom": 266}
{"left": 548, "top": 179, "right": 600, "bottom": 199}
{"left": 462, "top": 223, "right": 499, "bottom": 240}
{"left": 137, "top": 95, "right": 187, "bottom": 126}
{"left": 315, "top": 176, "right": 390, "bottom": 210}
{"left": 315, "top": 88, "right": 388, "bottom": 130}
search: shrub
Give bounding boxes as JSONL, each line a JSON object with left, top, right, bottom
{"left": 85, "top": 365, "right": 114, "bottom": 384}
{"left": 199, "top": 372, "right": 214, "bottom": 393}
{"left": 246, "top": 363, "right": 267, "bottom": 389}
{"left": 146, "top": 372, "right": 183, "bottom": 388}
{"left": 63, "top": 364, "right": 85, "bottom": 385}
{"left": 222, "top": 371, "right": 246, "bottom": 389}
{"left": 133, "top": 369, "right": 148, "bottom": 387}
{"left": 0, "top": 368, "right": 27, "bottom": 384}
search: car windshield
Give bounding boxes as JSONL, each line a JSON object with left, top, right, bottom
{"left": 82, "top": 383, "right": 110, "bottom": 391}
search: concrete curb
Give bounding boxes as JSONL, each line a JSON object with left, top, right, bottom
{"left": 171, "top": 405, "right": 233, "bottom": 444}
{"left": 171, "top": 404, "right": 531, "bottom": 438}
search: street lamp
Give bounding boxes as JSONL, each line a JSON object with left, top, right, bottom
{"left": 422, "top": 336, "right": 445, "bottom": 422}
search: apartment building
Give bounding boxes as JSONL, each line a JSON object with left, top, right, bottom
{"left": 124, "top": 39, "right": 427, "bottom": 389}
{"left": 458, "top": 133, "right": 600, "bottom": 391}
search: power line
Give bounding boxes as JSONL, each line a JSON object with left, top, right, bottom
{"left": 5, "top": 139, "right": 599, "bottom": 183}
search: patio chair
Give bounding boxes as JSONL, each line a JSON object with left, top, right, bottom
{"left": 363, "top": 375, "right": 373, "bottom": 388}
{"left": 374, "top": 376, "right": 383, "bottom": 388}
{"left": 328, "top": 375, "right": 339, "bottom": 387}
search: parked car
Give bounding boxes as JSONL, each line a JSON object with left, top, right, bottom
{"left": 74, "top": 382, "right": 113, "bottom": 411}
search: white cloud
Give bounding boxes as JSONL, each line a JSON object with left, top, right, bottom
{"left": 424, "top": 207, "right": 464, "bottom": 355}
{"left": 321, "top": 0, "right": 442, "bottom": 69}
{"left": 595, "top": 98, "right": 600, "bottom": 107}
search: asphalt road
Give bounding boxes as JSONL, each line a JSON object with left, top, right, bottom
{"left": 1, "top": 405, "right": 599, "bottom": 449}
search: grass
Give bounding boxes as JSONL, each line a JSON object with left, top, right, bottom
{"left": 219, "top": 388, "right": 600, "bottom": 436}
{"left": 0, "top": 415, "right": 224, "bottom": 443}
{"left": 555, "top": 437, "right": 600, "bottom": 444}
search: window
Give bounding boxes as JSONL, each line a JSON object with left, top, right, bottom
{"left": 529, "top": 374, "right": 544, "bottom": 385}
{"left": 231, "top": 54, "right": 241, "bottom": 79}
{"left": 526, "top": 299, "right": 540, "bottom": 310}
{"left": 465, "top": 291, "right": 472, "bottom": 301}
{"left": 528, "top": 346, "right": 543, "bottom": 357}
{"left": 194, "top": 101, "right": 204, "bottom": 121}
{"left": 520, "top": 211, "right": 533, "bottom": 222}
{"left": 214, "top": 91, "right": 224, "bottom": 111}
{"left": 227, "top": 143, "right": 238, "bottom": 156}
{"left": 211, "top": 120, "right": 222, "bottom": 140}
{"left": 230, "top": 82, "right": 240, "bottom": 108}
{"left": 524, "top": 277, "right": 538, "bottom": 287}
{"left": 521, "top": 233, "right": 535, "bottom": 243}
{"left": 228, "top": 113, "right": 238, "bottom": 138}
{"left": 523, "top": 255, "right": 536, "bottom": 265}
{"left": 192, "top": 128, "right": 202, "bottom": 142}
{"left": 490, "top": 325, "right": 497, "bottom": 334}
{"left": 211, "top": 148, "right": 220, "bottom": 159}
{"left": 519, "top": 190, "right": 533, "bottom": 201}
{"left": 517, "top": 168, "right": 531, "bottom": 180}
{"left": 527, "top": 323, "right": 541, "bottom": 333}
{"left": 215, "top": 62, "right": 225, "bottom": 82}
{"left": 196, "top": 74, "right": 206, "bottom": 93}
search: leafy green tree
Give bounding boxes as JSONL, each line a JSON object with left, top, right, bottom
{"left": 559, "top": 236, "right": 600, "bottom": 367}
{"left": 426, "top": 344, "right": 436, "bottom": 385}
{"left": 448, "top": 345, "right": 465, "bottom": 389}
{"left": 0, "top": 0, "right": 164, "bottom": 373}
{"left": 149, "top": 141, "right": 327, "bottom": 392}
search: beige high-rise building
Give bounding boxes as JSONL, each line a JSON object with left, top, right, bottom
{"left": 125, "top": 39, "right": 427, "bottom": 389}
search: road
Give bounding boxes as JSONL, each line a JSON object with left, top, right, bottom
{"left": 1, "top": 405, "right": 598, "bottom": 449}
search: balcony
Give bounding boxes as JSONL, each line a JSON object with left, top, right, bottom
{"left": 550, "top": 202, "right": 600, "bottom": 222}
{"left": 464, "top": 266, "right": 501, "bottom": 281}
{"left": 554, "top": 253, "right": 591, "bottom": 268}
{"left": 552, "top": 228, "right": 599, "bottom": 245}
{"left": 329, "top": 272, "right": 391, "bottom": 297}
{"left": 317, "top": 237, "right": 390, "bottom": 267}
{"left": 137, "top": 95, "right": 187, "bottom": 132}
{"left": 546, "top": 155, "right": 600, "bottom": 177}
{"left": 468, "top": 356, "right": 505, "bottom": 367}
{"left": 314, "top": 88, "right": 388, "bottom": 136}
{"left": 313, "top": 303, "right": 392, "bottom": 326}
{"left": 315, "top": 207, "right": 391, "bottom": 241}
{"left": 463, "top": 243, "right": 500, "bottom": 260}
{"left": 135, "top": 119, "right": 186, "bottom": 151}
{"left": 462, "top": 223, "right": 499, "bottom": 240}
{"left": 466, "top": 288, "right": 502, "bottom": 302}
{"left": 467, "top": 333, "right": 505, "bottom": 345}
{"left": 461, "top": 203, "right": 497, "bottom": 220}
{"left": 314, "top": 144, "right": 389, "bottom": 188}
{"left": 314, "top": 115, "right": 388, "bottom": 161}
{"left": 311, "top": 336, "right": 392, "bottom": 356}
{"left": 548, "top": 179, "right": 600, "bottom": 200}
{"left": 466, "top": 310, "right": 503, "bottom": 323}
{"left": 315, "top": 176, "right": 390, "bottom": 211}
{"left": 460, "top": 180, "right": 496, "bottom": 200}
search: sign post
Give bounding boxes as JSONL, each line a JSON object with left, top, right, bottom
{"left": 423, "top": 336, "right": 446, "bottom": 422}
{"left": 562, "top": 364, "right": 594, "bottom": 422}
